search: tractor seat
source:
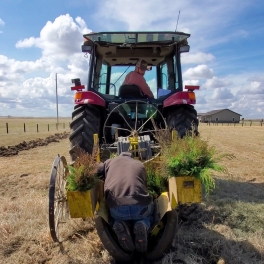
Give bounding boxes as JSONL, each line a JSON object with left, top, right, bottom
{"left": 118, "top": 84, "right": 147, "bottom": 99}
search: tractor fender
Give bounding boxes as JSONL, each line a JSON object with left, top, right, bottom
{"left": 74, "top": 91, "right": 106, "bottom": 107}
{"left": 163, "top": 91, "right": 196, "bottom": 108}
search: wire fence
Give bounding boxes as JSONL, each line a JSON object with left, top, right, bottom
{"left": 2, "top": 122, "right": 70, "bottom": 134}
{"left": 0, "top": 119, "right": 71, "bottom": 135}
{"left": 201, "top": 120, "right": 263, "bottom": 127}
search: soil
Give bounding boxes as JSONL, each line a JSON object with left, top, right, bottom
{"left": 0, "top": 132, "right": 69, "bottom": 157}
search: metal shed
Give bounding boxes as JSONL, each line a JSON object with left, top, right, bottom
{"left": 199, "top": 109, "right": 241, "bottom": 123}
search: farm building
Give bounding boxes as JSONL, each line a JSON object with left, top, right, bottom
{"left": 198, "top": 109, "right": 242, "bottom": 123}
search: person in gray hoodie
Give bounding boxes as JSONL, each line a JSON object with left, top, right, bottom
{"left": 97, "top": 152, "right": 154, "bottom": 252}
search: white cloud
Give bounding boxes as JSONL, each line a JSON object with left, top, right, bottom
{"left": 0, "top": 55, "right": 51, "bottom": 75}
{"left": 0, "top": 15, "right": 93, "bottom": 116}
{"left": 238, "top": 81, "right": 264, "bottom": 95}
{"left": 94, "top": 0, "right": 251, "bottom": 52}
{"left": 0, "top": 18, "right": 4, "bottom": 33}
{"left": 182, "top": 52, "right": 215, "bottom": 65}
{"left": 16, "top": 14, "right": 92, "bottom": 57}
{"left": 248, "top": 75, "right": 264, "bottom": 82}
{"left": 203, "top": 76, "right": 233, "bottom": 89}
{"left": 16, "top": 37, "right": 38, "bottom": 48}
{"left": 0, "top": 18, "right": 4, "bottom": 26}
{"left": 229, "top": 93, "right": 264, "bottom": 118}
{"left": 97, "top": 1, "right": 219, "bottom": 30}
{"left": 183, "top": 65, "right": 214, "bottom": 79}
{"left": 211, "top": 88, "right": 234, "bottom": 100}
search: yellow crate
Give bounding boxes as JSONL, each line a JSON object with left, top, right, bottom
{"left": 67, "top": 190, "right": 94, "bottom": 218}
{"left": 169, "top": 176, "right": 202, "bottom": 208}
{"left": 67, "top": 180, "right": 104, "bottom": 218}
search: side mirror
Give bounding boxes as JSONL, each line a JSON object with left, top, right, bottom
{"left": 179, "top": 45, "right": 190, "bottom": 53}
{"left": 72, "top": 78, "right": 81, "bottom": 86}
{"left": 81, "top": 45, "right": 92, "bottom": 53}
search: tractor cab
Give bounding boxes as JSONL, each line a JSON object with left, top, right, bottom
{"left": 80, "top": 31, "right": 194, "bottom": 102}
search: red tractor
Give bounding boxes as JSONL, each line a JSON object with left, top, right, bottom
{"left": 70, "top": 31, "right": 199, "bottom": 160}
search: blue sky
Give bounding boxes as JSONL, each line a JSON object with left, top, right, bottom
{"left": 0, "top": 0, "right": 264, "bottom": 118}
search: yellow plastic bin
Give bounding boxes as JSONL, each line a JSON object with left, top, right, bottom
{"left": 67, "top": 180, "right": 104, "bottom": 218}
{"left": 169, "top": 176, "right": 202, "bottom": 209}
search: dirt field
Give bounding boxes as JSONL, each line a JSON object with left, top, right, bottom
{"left": 0, "top": 124, "right": 263, "bottom": 264}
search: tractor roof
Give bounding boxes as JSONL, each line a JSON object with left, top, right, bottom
{"left": 83, "top": 31, "right": 190, "bottom": 66}
{"left": 83, "top": 31, "right": 190, "bottom": 45}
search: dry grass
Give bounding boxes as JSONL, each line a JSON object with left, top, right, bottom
{"left": 0, "top": 138, "right": 111, "bottom": 264}
{"left": 0, "top": 124, "right": 263, "bottom": 263}
{"left": 0, "top": 117, "right": 71, "bottom": 147}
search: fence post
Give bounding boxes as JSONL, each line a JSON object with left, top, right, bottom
{"left": 37, "top": 124, "right": 39, "bottom": 133}
{"left": 48, "top": 124, "right": 49, "bottom": 131}
{"left": 6, "top": 123, "right": 8, "bottom": 134}
{"left": 250, "top": 121, "right": 252, "bottom": 126}
{"left": 24, "top": 123, "right": 26, "bottom": 132}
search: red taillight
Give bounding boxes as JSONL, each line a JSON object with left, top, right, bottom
{"left": 188, "top": 92, "right": 196, "bottom": 100}
{"left": 74, "top": 92, "right": 82, "bottom": 100}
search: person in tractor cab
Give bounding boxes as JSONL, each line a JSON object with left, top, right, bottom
{"left": 97, "top": 152, "right": 154, "bottom": 252}
{"left": 122, "top": 59, "right": 154, "bottom": 98}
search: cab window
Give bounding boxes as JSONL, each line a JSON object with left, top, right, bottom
{"left": 173, "top": 55, "right": 179, "bottom": 90}
{"left": 97, "top": 62, "right": 108, "bottom": 94}
{"left": 160, "top": 62, "right": 169, "bottom": 90}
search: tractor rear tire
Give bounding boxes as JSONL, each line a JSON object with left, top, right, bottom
{"left": 69, "top": 104, "right": 100, "bottom": 160}
{"left": 95, "top": 216, "right": 134, "bottom": 262}
{"left": 167, "top": 105, "right": 198, "bottom": 138}
{"left": 146, "top": 210, "right": 178, "bottom": 261}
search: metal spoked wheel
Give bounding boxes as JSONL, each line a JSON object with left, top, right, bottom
{"left": 103, "top": 100, "right": 167, "bottom": 163}
{"left": 48, "top": 155, "right": 69, "bottom": 242}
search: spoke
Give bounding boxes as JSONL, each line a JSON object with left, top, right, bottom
{"left": 137, "top": 128, "right": 167, "bottom": 135}
{"left": 57, "top": 162, "right": 67, "bottom": 195}
{"left": 150, "top": 117, "right": 158, "bottom": 131}
{"left": 143, "top": 149, "right": 161, "bottom": 164}
{"left": 55, "top": 202, "right": 62, "bottom": 228}
{"left": 137, "top": 110, "right": 157, "bottom": 133}
{"left": 135, "top": 101, "right": 138, "bottom": 131}
{"left": 117, "top": 106, "right": 133, "bottom": 131}
{"left": 54, "top": 195, "right": 66, "bottom": 203}
{"left": 104, "top": 126, "right": 132, "bottom": 134}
